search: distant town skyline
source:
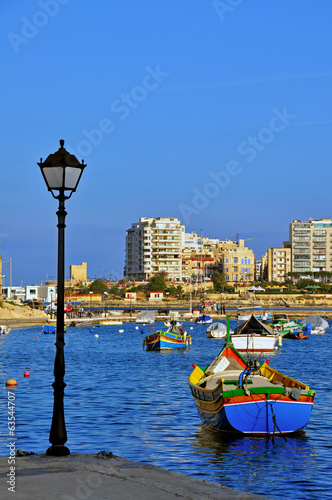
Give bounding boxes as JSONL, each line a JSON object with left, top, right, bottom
{"left": 2, "top": 1, "right": 332, "bottom": 284}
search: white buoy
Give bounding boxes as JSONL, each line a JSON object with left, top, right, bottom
{"left": 119, "top": 329, "right": 124, "bottom": 333}
{"left": 190, "top": 327, "right": 193, "bottom": 330}
{"left": 135, "top": 326, "right": 139, "bottom": 330}
{"left": 95, "top": 334, "right": 99, "bottom": 338}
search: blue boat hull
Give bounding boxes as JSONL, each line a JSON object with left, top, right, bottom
{"left": 196, "top": 398, "right": 314, "bottom": 435}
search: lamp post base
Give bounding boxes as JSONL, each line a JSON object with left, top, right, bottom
{"left": 46, "top": 445, "right": 70, "bottom": 456}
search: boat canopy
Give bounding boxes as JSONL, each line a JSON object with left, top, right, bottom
{"left": 301, "top": 315, "right": 329, "bottom": 329}
{"left": 234, "top": 314, "right": 274, "bottom": 336}
{"left": 206, "top": 322, "right": 226, "bottom": 333}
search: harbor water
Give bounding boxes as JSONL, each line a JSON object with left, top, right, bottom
{"left": 0, "top": 320, "right": 331, "bottom": 499}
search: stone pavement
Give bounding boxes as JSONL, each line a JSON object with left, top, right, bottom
{"left": 0, "top": 453, "right": 273, "bottom": 500}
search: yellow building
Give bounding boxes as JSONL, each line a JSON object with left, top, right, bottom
{"left": 70, "top": 262, "right": 87, "bottom": 285}
{"left": 219, "top": 239, "right": 255, "bottom": 283}
{"left": 267, "top": 247, "right": 292, "bottom": 282}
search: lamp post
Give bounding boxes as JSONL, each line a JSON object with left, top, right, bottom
{"left": 38, "top": 139, "right": 86, "bottom": 456}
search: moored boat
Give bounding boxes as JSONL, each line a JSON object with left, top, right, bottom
{"left": 188, "top": 322, "right": 315, "bottom": 436}
{"left": 0, "top": 325, "right": 11, "bottom": 335}
{"left": 206, "top": 322, "right": 228, "bottom": 339}
{"left": 231, "top": 315, "right": 279, "bottom": 353}
{"left": 195, "top": 314, "right": 212, "bottom": 324}
{"left": 271, "top": 313, "right": 303, "bottom": 337}
{"left": 143, "top": 321, "right": 191, "bottom": 350}
{"left": 300, "top": 315, "right": 329, "bottom": 334}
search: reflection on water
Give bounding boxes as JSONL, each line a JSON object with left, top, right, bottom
{"left": 0, "top": 321, "right": 331, "bottom": 499}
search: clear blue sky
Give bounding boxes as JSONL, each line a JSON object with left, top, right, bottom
{"left": 2, "top": 0, "right": 332, "bottom": 285}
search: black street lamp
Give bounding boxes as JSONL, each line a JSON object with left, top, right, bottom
{"left": 38, "top": 139, "right": 86, "bottom": 456}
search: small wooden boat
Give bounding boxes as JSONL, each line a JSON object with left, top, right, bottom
{"left": 189, "top": 320, "right": 315, "bottom": 436}
{"left": 143, "top": 321, "right": 191, "bottom": 350}
{"left": 231, "top": 315, "right": 280, "bottom": 353}
{"left": 272, "top": 314, "right": 302, "bottom": 337}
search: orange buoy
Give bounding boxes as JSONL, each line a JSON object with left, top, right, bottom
{"left": 24, "top": 372, "right": 30, "bottom": 378}
{"left": 6, "top": 379, "right": 17, "bottom": 387}
{"left": 36, "top": 336, "right": 38, "bottom": 339}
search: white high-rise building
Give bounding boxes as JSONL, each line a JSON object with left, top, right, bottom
{"left": 124, "top": 217, "right": 184, "bottom": 281}
{"left": 289, "top": 218, "right": 332, "bottom": 275}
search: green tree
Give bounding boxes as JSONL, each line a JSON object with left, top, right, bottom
{"left": 89, "top": 279, "right": 108, "bottom": 294}
{"left": 147, "top": 276, "right": 167, "bottom": 292}
{"left": 212, "top": 271, "right": 227, "bottom": 292}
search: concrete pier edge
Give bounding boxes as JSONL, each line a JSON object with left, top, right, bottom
{"left": 0, "top": 453, "right": 272, "bottom": 500}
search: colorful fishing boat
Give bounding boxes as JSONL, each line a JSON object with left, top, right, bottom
{"left": 188, "top": 319, "right": 315, "bottom": 436}
{"left": 143, "top": 322, "right": 191, "bottom": 350}
{"left": 271, "top": 314, "right": 303, "bottom": 337}
{"left": 231, "top": 315, "right": 280, "bottom": 353}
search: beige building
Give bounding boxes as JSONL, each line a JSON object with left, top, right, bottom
{"left": 267, "top": 247, "right": 292, "bottom": 282}
{"left": 70, "top": 262, "right": 87, "bottom": 285}
{"left": 219, "top": 239, "right": 255, "bottom": 283}
{"left": 124, "top": 217, "right": 184, "bottom": 282}
{"left": 289, "top": 218, "right": 332, "bottom": 275}
{"left": 181, "top": 232, "right": 219, "bottom": 281}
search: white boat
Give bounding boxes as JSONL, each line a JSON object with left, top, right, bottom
{"left": 206, "top": 322, "right": 228, "bottom": 339}
{"left": 300, "top": 315, "right": 329, "bottom": 334}
{"left": 0, "top": 325, "right": 11, "bottom": 335}
{"left": 136, "top": 310, "right": 156, "bottom": 324}
{"left": 231, "top": 315, "right": 279, "bottom": 353}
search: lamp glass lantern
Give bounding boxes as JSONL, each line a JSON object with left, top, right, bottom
{"left": 38, "top": 139, "right": 86, "bottom": 199}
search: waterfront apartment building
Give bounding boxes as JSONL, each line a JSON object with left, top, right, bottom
{"left": 219, "top": 239, "right": 255, "bottom": 283}
{"left": 267, "top": 246, "right": 292, "bottom": 282}
{"left": 124, "top": 217, "right": 184, "bottom": 282}
{"left": 289, "top": 218, "right": 332, "bottom": 275}
{"left": 181, "top": 232, "right": 220, "bottom": 281}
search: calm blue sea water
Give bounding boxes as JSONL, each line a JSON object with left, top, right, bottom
{"left": 0, "top": 320, "right": 331, "bottom": 499}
